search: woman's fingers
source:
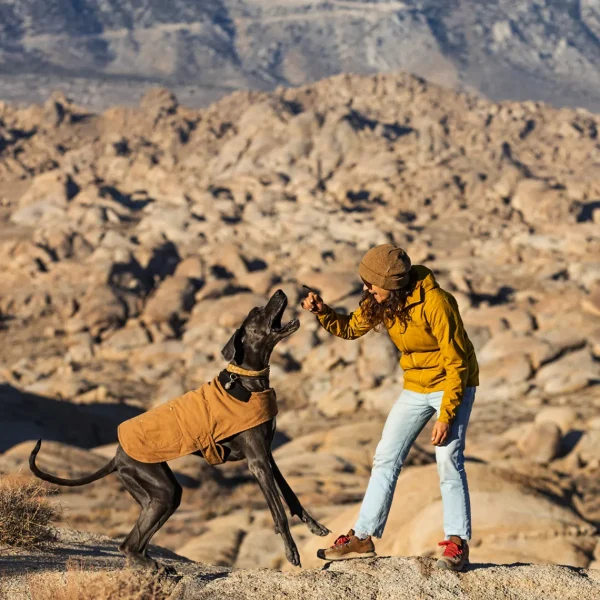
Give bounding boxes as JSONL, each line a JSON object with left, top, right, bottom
{"left": 301, "top": 291, "right": 323, "bottom": 312}
{"left": 431, "top": 422, "right": 449, "bottom": 446}
{"left": 310, "top": 292, "right": 323, "bottom": 307}
{"left": 301, "top": 293, "right": 315, "bottom": 311}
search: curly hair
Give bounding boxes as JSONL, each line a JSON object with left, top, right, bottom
{"left": 359, "top": 271, "right": 418, "bottom": 332}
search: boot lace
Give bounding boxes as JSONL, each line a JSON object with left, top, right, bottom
{"left": 332, "top": 534, "right": 351, "bottom": 548}
{"left": 439, "top": 540, "right": 462, "bottom": 559}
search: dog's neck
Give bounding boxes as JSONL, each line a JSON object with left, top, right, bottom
{"left": 226, "top": 362, "right": 271, "bottom": 392}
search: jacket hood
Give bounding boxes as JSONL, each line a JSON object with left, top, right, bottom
{"left": 405, "top": 265, "right": 439, "bottom": 305}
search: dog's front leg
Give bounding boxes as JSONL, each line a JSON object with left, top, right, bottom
{"left": 270, "top": 455, "right": 330, "bottom": 537}
{"left": 247, "top": 456, "right": 301, "bottom": 567}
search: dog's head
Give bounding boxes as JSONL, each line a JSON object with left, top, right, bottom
{"left": 221, "top": 289, "right": 300, "bottom": 369}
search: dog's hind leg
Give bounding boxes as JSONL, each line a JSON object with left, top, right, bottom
{"left": 270, "top": 455, "right": 330, "bottom": 537}
{"left": 137, "top": 464, "right": 182, "bottom": 557}
{"left": 117, "top": 458, "right": 181, "bottom": 570}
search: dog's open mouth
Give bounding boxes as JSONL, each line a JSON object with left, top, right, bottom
{"left": 270, "top": 295, "right": 300, "bottom": 336}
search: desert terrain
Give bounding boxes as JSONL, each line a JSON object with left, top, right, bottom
{"left": 0, "top": 70, "right": 599, "bottom": 597}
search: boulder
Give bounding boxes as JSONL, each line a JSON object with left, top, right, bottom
{"left": 142, "top": 275, "right": 197, "bottom": 326}
{"left": 517, "top": 422, "right": 562, "bottom": 464}
{"left": 535, "top": 407, "right": 578, "bottom": 435}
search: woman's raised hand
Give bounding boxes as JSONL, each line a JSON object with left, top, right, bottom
{"left": 301, "top": 290, "right": 324, "bottom": 314}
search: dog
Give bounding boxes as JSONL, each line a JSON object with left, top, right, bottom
{"left": 30, "top": 289, "right": 329, "bottom": 569}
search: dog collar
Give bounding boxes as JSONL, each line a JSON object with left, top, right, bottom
{"left": 226, "top": 364, "right": 270, "bottom": 378}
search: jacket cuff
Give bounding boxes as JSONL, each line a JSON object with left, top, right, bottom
{"left": 437, "top": 408, "right": 455, "bottom": 424}
{"left": 315, "top": 304, "right": 332, "bottom": 318}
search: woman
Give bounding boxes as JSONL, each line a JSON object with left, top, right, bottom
{"left": 301, "top": 244, "right": 479, "bottom": 571}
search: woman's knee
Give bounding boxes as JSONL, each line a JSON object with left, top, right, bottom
{"left": 372, "top": 448, "right": 402, "bottom": 477}
{"left": 435, "top": 446, "right": 463, "bottom": 480}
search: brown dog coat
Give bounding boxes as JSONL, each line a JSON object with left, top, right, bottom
{"left": 118, "top": 376, "right": 277, "bottom": 465}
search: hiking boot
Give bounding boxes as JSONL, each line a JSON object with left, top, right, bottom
{"left": 316, "top": 529, "right": 377, "bottom": 561}
{"left": 436, "top": 535, "right": 469, "bottom": 571}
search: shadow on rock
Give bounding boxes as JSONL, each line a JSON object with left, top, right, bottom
{"left": 0, "top": 384, "right": 143, "bottom": 452}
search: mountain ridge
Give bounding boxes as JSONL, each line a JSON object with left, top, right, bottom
{"left": 0, "top": 1, "right": 600, "bottom": 111}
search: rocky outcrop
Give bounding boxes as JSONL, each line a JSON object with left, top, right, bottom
{"left": 2, "top": 528, "right": 599, "bottom": 600}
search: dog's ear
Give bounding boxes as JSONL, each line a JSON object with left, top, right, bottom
{"left": 221, "top": 327, "right": 244, "bottom": 363}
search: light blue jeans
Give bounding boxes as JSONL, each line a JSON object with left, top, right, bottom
{"left": 354, "top": 387, "right": 476, "bottom": 541}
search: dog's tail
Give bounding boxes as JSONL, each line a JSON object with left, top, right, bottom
{"left": 29, "top": 439, "right": 117, "bottom": 487}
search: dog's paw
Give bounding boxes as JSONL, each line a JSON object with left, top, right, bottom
{"left": 157, "top": 563, "right": 179, "bottom": 578}
{"left": 303, "top": 513, "right": 331, "bottom": 537}
{"left": 286, "top": 544, "right": 301, "bottom": 567}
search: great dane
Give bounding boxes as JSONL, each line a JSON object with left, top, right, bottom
{"left": 30, "top": 289, "right": 329, "bottom": 569}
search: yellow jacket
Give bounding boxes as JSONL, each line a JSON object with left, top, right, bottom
{"left": 118, "top": 376, "right": 277, "bottom": 464}
{"left": 317, "top": 265, "right": 479, "bottom": 423}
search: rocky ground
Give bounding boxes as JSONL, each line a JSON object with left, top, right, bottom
{"left": 1, "top": 529, "right": 600, "bottom": 600}
{"left": 0, "top": 70, "right": 599, "bottom": 580}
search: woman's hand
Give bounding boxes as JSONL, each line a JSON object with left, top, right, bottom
{"left": 431, "top": 421, "right": 450, "bottom": 446}
{"left": 301, "top": 291, "right": 324, "bottom": 314}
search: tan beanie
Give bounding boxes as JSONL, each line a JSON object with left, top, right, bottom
{"left": 359, "top": 244, "right": 412, "bottom": 290}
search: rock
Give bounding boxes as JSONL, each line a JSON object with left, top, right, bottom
{"left": 129, "top": 340, "right": 187, "bottom": 372}
{"left": 65, "top": 332, "right": 95, "bottom": 364}
{"left": 176, "top": 512, "right": 250, "bottom": 566}
{"left": 236, "top": 270, "right": 275, "bottom": 295}
{"left": 77, "top": 285, "right": 127, "bottom": 338}
{"left": 152, "top": 374, "right": 186, "bottom": 407}
{"left": 235, "top": 525, "right": 288, "bottom": 569}
{"left": 187, "top": 293, "right": 266, "bottom": 330}
{"left": 361, "top": 383, "right": 403, "bottom": 415}
{"left": 98, "top": 320, "right": 150, "bottom": 360}
{"left": 209, "top": 243, "right": 250, "bottom": 279}
{"left": 15, "top": 171, "right": 78, "bottom": 209}
{"left": 590, "top": 328, "right": 600, "bottom": 359}
{"left": 511, "top": 179, "right": 572, "bottom": 224}
{"left": 356, "top": 332, "right": 399, "bottom": 388}
{"left": 0, "top": 440, "right": 110, "bottom": 479}
{"left": 314, "top": 386, "right": 360, "bottom": 418}
{"left": 582, "top": 285, "right": 600, "bottom": 317}
{"left": 478, "top": 332, "right": 555, "bottom": 369}
{"left": 5, "top": 529, "right": 600, "bottom": 600}
{"left": 572, "top": 467, "right": 600, "bottom": 524}
{"left": 174, "top": 256, "right": 205, "bottom": 280}
{"left": 535, "top": 349, "right": 599, "bottom": 396}
{"left": 10, "top": 200, "right": 67, "bottom": 226}
{"left": 572, "top": 431, "right": 600, "bottom": 466}
{"left": 464, "top": 305, "right": 535, "bottom": 335}
{"left": 478, "top": 353, "right": 532, "bottom": 386}
{"left": 543, "top": 372, "right": 593, "bottom": 396}
{"left": 299, "top": 271, "right": 360, "bottom": 303}
{"left": 142, "top": 275, "right": 197, "bottom": 327}
{"left": 517, "top": 422, "right": 562, "bottom": 464}
{"left": 303, "top": 338, "right": 359, "bottom": 373}
{"left": 275, "top": 324, "right": 318, "bottom": 363}
{"left": 535, "top": 407, "right": 578, "bottom": 435}
{"left": 194, "top": 557, "right": 600, "bottom": 599}
{"left": 140, "top": 87, "right": 178, "bottom": 120}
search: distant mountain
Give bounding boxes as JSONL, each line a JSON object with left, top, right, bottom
{"left": 1, "top": 0, "right": 599, "bottom": 111}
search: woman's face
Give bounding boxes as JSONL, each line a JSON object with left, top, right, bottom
{"left": 361, "top": 278, "right": 391, "bottom": 303}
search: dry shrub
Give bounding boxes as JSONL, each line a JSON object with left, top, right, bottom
{"left": 0, "top": 474, "right": 59, "bottom": 549}
{"left": 29, "top": 562, "right": 177, "bottom": 600}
